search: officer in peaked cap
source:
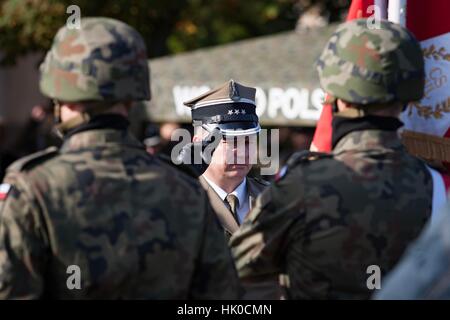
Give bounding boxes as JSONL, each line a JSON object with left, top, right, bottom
{"left": 184, "top": 80, "right": 266, "bottom": 234}
{"left": 184, "top": 80, "right": 282, "bottom": 300}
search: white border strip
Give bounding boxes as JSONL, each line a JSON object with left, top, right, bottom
{"left": 426, "top": 165, "right": 448, "bottom": 225}
{"left": 193, "top": 98, "right": 256, "bottom": 109}
{"left": 375, "top": 0, "right": 388, "bottom": 20}
{"left": 388, "top": 0, "right": 407, "bottom": 26}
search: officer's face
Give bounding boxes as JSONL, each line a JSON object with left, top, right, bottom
{"left": 210, "top": 135, "right": 256, "bottom": 179}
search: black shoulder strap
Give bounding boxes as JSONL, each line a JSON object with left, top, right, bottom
{"left": 7, "top": 146, "right": 59, "bottom": 173}
{"left": 286, "top": 150, "right": 332, "bottom": 168}
{"left": 157, "top": 153, "right": 204, "bottom": 179}
{"left": 248, "top": 176, "right": 270, "bottom": 187}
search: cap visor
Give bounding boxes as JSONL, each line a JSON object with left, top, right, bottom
{"left": 217, "top": 122, "right": 261, "bottom": 136}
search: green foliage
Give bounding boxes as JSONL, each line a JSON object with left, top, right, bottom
{"left": 166, "top": 0, "right": 298, "bottom": 53}
{"left": 0, "top": 0, "right": 349, "bottom": 65}
{"left": 0, "top": 0, "right": 299, "bottom": 65}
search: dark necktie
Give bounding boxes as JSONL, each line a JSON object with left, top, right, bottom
{"left": 225, "top": 194, "right": 240, "bottom": 224}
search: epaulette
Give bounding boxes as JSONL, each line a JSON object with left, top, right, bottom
{"left": 286, "top": 150, "right": 332, "bottom": 168}
{"left": 7, "top": 146, "right": 59, "bottom": 173}
{"left": 274, "top": 150, "right": 332, "bottom": 182}
{"left": 156, "top": 153, "right": 203, "bottom": 180}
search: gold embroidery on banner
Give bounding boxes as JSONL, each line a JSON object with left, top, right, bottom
{"left": 422, "top": 44, "right": 450, "bottom": 62}
{"left": 407, "top": 44, "right": 449, "bottom": 119}
{"left": 408, "top": 97, "right": 450, "bottom": 119}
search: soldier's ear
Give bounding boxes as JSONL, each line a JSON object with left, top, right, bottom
{"left": 59, "top": 103, "right": 85, "bottom": 122}
{"left": 336, "top": 99, "right": 352, "bottom": 112}
{"left": 62, "top": 102, "right": 85, "bottom": 112}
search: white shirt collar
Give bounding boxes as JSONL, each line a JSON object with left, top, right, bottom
{"left": 202, "top": 175, "right": 247, "bottom": 209}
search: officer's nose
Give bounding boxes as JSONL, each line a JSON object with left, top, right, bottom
{"left": 234, "top": 137, "right": 251, "bottom": 164}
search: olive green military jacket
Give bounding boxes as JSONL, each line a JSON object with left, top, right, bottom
{"left": 0, "top": 128, "right": 239, "bottom": 299}
{"left": 198, "top": 175, "right": 268, "bottom": 237}
{"left": 231, "top": 129, "right": 433, "bottom": 299}
{"left": 199, "top": 174, "right": 285, "bottom": 300}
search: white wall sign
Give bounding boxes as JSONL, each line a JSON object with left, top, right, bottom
{"left": 172, "top": 85, "right": 324, "bottom": 121}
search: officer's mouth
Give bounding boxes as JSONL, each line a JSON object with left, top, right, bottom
{"left": 227, "top": 163, "right": 250, "bottom": 169}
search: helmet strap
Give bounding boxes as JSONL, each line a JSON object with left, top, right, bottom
{"left": 335, "top": 108, "right": 365, "bottom": 118}
{"left": 54, "top": 113, "right": 91, "bottom": 139}
{"left": 332, "top": 99, "right": 365, "bottom": 118}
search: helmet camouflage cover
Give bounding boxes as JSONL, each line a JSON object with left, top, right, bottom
{"left": 39, "top": 17, "right": 150, "bottom": 103}
{"left": 317, "top": 18, "right": 424, "bottom": 105}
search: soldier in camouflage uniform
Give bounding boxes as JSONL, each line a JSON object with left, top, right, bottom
{"left": 0, "top": 17, "right": 239, "bottom": 299}
{"left": 230, "top": 19, "right": 433, "bottom": 299}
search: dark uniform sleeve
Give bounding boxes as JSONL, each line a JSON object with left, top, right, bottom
{"left": 230, "top": 167, "right": 304, "bottom": 281}
{"left": 0, "top": 173, "right": 49, "bottom": 299}
{"left": 189, "top": 199, "right": 241, "bottom": 299}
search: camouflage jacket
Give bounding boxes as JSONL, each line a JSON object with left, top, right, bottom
{"left": 0, "top": 124, "right": 239, "bottom": 299}
{"left": 231, "top": 129, "right": 433, "bottom": 299}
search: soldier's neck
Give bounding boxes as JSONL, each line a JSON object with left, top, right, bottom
{"left": 203, "top": 169, "right": 243, "bottom": 194}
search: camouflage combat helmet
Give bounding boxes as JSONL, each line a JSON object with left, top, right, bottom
{"left": 39, "top": 17, "right": 150, "bottom": 103}
{"left": 317, "top": 19, "right": 424, "bottom": 105}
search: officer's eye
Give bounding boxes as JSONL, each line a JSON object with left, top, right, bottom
{"left": 222, "top": 137, "right": 236, "bottom": 145}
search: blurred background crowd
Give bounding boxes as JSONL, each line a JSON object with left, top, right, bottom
{"left": 0, "top": 0, "right": 352, "bottom": 181}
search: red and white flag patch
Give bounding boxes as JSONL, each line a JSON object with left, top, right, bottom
{"left": 0, "top": 184, "right": 11, "bottom": 201}
{"left": 274, "top": 165, "right": 288, "bottom": 182}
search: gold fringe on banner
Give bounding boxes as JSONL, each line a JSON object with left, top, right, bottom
{"left": 401, "top": 130, "right": 450, "bottom": 163}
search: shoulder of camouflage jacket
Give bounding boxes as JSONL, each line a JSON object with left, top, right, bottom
{"left": 286, "top": 150, "right": 333, "bottom": 169}
{"left": 155, "top": 154, "right": 205, "bottom": 193}
{"left": 6, "top": 146, "right": 59, "bottom": 173}
{"left": 157, "top": 154, "right": 202, "bottom": 179}
{"left": 274, "top": 150, "right": 333, "bottom": 183}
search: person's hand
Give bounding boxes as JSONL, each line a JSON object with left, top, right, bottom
{"left": 175, "top": 129, "right": 221, "bottom": 177}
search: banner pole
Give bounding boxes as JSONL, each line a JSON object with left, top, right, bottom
{"left": 388, "top": 0, "right": 407, "bottom": 26}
